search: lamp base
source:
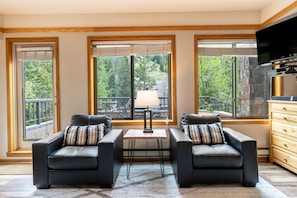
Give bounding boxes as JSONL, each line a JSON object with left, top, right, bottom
{"left": 143, "top": 109, "right": 153, "bottom": 133}
{"left": 143, "top": 128, "right": 153, "bottom": 133}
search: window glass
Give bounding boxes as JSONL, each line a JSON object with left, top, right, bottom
{"left": 198, "top": 40, "right": 270, "bottom": 118}
{"left": 15, "top": 44, "right": 56, "bottom": 141}
{"left": 22, "top": 59, "right": 54, "bottom": 139}
{"left": 93, "top": 40, "right": 172, "bottom": 120}
{"left": 96, "top": 55, "right": 132, "bottom": 118}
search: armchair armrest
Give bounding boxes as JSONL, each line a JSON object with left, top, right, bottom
{"left": 98, "top": 129, "right": 123, "bottom": 187}
{"left": 32, "top": 131, "right": 64, "bottom": 189}
{"left": 169, "top": 128, "right": 193, "bottom": 187}
{"left": 223, "top": 127, "right": 259, "bottom": 186}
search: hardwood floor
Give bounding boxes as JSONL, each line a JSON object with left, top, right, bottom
{"left": 259, "top": 162, "right": 297, "bottom": 197}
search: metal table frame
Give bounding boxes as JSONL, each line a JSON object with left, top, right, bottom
{"left": 124, "top": 129, "right": 167, "bottom": 178}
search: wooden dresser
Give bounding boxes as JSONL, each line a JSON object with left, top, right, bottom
{"left": 268, "top": 100, "right": 297, "bottom": 174}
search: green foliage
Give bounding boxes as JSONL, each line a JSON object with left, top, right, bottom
{"left": 198, "top": 56, "right": 233, "bottom": 111}
{"left": 97, "top": 57, "right": 111, "bottom": 97}
{"left": 24, "top": 60, "right": 53, "bottom": 99}
{"left": 97, "top": 56, "right": 131, "bottom": 98}
{"left": 134, "top": 55, "right": 159, "bottom": 91}
{"left": 97, "top": 54, "right": 166, "bottom": 98}
{"left": 113, "top": 56, "right": 131, "bottom": 97}
{"left": 152, "top": 54, "right": 168, "bottom": 72}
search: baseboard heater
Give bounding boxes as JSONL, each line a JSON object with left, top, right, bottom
{"left": 257, "top": 147, "right": 269, "bottom": 162}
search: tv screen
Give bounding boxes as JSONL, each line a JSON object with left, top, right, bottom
{"left": 256, "top": 16, "right": 297, "bottom": 65}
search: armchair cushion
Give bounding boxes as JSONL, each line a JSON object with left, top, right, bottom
{"left": 181, "top": 113, "right": 221, "bottom": 127}
{"left": 48, "top": 146, "right": 98, "bottom": 169}
{"left": 70, "top": 114, "right": 112, "bottom": 134}
{"left": 192, "top": 144, "right": 243, "bottom": 168}
{"left": 63, "top": 124, "right": 105, "bottom": 146}
{"left": 183, "top": 123, "right": 226, "bottom": 145}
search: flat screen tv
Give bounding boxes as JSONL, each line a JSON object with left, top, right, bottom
{"left": 256, "top": 16, "right": 297, "bottom": 66}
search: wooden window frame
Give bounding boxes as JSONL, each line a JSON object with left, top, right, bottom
{"left": 6, "top": 37, "right": 61, "bottom": 157}
{"left": 87, "top": 35, "right": 177, "bottom": 126}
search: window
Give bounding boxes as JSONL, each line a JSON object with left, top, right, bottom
{"left": 196, "top": 35, "right": 271, "bottom": 119}
{"left": 88, "top": 36, "right": 176, "bottom": 124}
{"left": 6, "top": 38, "right": 60, "bottom": 156}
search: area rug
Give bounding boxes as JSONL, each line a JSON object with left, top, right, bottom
{"left": 0, "top": 162, "right": 289, "bottom": 197}
{"left": 30, "top": 162, "right": 286, "bottom": 198}
{"left": 0, "top": 163, "right": 32, "bottom": 175}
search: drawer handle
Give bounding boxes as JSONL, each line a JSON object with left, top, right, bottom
{"left": 283, "top": 129, "right": 287, "bottom": 132}
{"left": 283, "top": 107, "right": 287, "bottom": 111}
{"left": 284, "top": 158, "right": 288, "bottom": 163}
{"left": 283, "top": 117, "right": 288, "bottom": 120}
{"left": 284, "top": 144, "right": 288, "bottom": 147}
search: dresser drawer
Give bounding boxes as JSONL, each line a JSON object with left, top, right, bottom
{"left": 271, "top": 103, "right": 297, "bottom": 114}
{"left": 271, "top": 121, "right": 297, "bottom": 138}
{"left": 272, "top": 135, "right": 297, "bottom": 154}
{"left": 272, "top": 148, "right": 297, "bottom": 170}
{"left": 269, "top": 101, "right": 297, "bottom": 174}
{"left": 271, "top": 112, "right": 297, "bottom": 124}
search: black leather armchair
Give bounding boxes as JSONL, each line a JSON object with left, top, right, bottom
{"left": 32, "top": 114, "right": 123, "bottom": 189}
{"left": 170, "top": 113, "right": 258, "bottom": 187}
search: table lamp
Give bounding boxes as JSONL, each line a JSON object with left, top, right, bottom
{"left": 135, "top": 90, "right": 159, "bottom": 133}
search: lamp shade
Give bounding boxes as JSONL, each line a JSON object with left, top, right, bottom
{"left": 135, "top": 90, "right": 159, "bottom": 108}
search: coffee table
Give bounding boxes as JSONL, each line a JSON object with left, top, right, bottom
{"left": 123, "top": 128, "right": 167, "bottom": 178}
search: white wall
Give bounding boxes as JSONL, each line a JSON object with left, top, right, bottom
{"left": 3, "top": 11, "right": 261, "bottom": 28}
{"left": 59, "top": 33, "right": 90, "bottom": 123}
{"left": 261, "top": 0, "right": 296, "bottom": 23}
{"left": 283, "top": 76, "right": 297, "bottom": 96}
{"left": 175, "top": 31, "right": 196, "bottom": 116}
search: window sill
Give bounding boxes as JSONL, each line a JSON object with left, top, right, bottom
{"left": 222, "top": 119, "right": 269, "bottom": 124}
{"left": 7, "top": 150, "right": 32, "bottom": 158}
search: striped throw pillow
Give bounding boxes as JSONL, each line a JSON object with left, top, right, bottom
{"left": 183, "top": 123, "right": 226, "bottom": 145}
{"left": 64, "top": 123, "right": 105, "bottom": 146}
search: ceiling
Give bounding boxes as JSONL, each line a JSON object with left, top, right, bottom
{"left": 0, "top": 0, "right": 274, "bottom": 15}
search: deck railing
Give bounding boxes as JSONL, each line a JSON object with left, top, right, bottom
{"left": 97, "top": 96, "right": 168, "bottom": 118}
{"left": 198, "top": 96, "right": 232, "bottom": 113}
{"left": 25, "top": 98, "right": 53, "bottom": 127}
{"left": 24, "top": 96, "right": 231, "bottom": 126}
